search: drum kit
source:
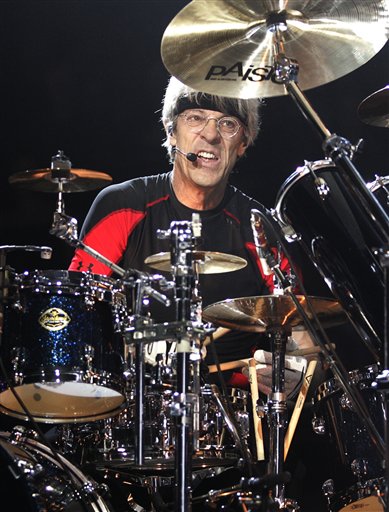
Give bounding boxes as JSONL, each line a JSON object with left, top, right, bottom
{"left": 1, "top": 1, "right": 389, "bottom": 511}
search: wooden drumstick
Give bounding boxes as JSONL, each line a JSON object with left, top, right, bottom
{"left": 249, "top": 358, "right": 265, "bottom": 461}
{"left": 207, "top": 358, "right": 251, "bottom": 374}
{"left": 286, "top": 343, "right": 336, "bottom": 358}
{"left": 284, "top": 359, "right": 318, "bottom": 460}
{"left": 203, "top": 327, "right": 231, "bottom": 346}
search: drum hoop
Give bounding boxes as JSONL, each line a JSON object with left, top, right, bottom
{"left": 275, "top": 159, "right": 335, "bottom": 224}
{"left": 19, "top": 269, "right": 116, "bottom": 295}
{"left": 0, "top": 431, "right": 112, "bottom": 511}
{"left": 316, "top": 364, "right": 380, "bottom": 401}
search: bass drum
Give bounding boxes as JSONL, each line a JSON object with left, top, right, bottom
{"left": 275, "top": 160, "right": 387, "bottom": 359}
{"left": 0, "top": 429, "right": 113, "bottom": 511}
{"left": 0, "top": 270, "right": 127, "bottom": 423}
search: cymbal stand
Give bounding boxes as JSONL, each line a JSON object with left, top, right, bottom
{"left": 268, "top": 23, "right": 388, "bottom": 502}
{"left": 264, "top": 323, "right": 291, "bottom": 507}
{"left": 252, "top": 206, "right": 386, "bottom": 509}
{"left": 157, "top": 214, "right": 202, "bottom": 512}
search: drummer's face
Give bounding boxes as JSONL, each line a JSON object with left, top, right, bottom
{"left": 170, "top": 109, "right": 247, "bottom": 189}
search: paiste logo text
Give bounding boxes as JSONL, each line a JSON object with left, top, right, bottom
{"left": 205, "top": 62, "right": 290, "bottom": 82}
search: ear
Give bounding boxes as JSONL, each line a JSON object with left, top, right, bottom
{"left": 237, "top": 140, "right": 248, "bottom": 158}
{"left": 165, "top": 124, "right": 177, "bottom": 146}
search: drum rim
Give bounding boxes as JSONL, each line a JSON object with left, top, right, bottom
{"left": 274, "top": 158, "right": 335, "bottom": 224}
{"left": 0, "top": 430, "right": 112, "bottom": 511}
{"left": 19, "top": 268, "right": 114, "bottom": 284}
{"left": 17, "top": 268, "right": 120, "bottom": 297}
{"left": 315, "top": 363, "right": 380, "bottom": 402}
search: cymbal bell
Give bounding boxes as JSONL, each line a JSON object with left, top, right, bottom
{"left": 145, "top": 251, "right": 247, "bottom": 274}
{"left": 161, "top": 0, "right": 389, "bottom": 98}
{"left": 358, "top": 85, "right": 389, "bottom": 128}
{"left": 202, "top": 295, "right": 346, "bottom": 332}
{"left": 8, "top": 168, "right": 113, "bottom": 193}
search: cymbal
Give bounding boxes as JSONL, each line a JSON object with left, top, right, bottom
{"left": 161, "top": 0, "right": 389, "bottom": 98}
{"left": 8, "top": 168, "right": 112, "bottom": 193}
{"left": 358, "top": 85, "right": 389, "bottom": 128}
{"left": 202, "top": 295, "right": 346, "bottom": 332}
{"left": 145, "top": 251, "right": 247, "bottom": 273}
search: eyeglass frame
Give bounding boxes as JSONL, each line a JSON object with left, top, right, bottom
{"left": 177, "top": 110, "right": 244, "bottom": 139}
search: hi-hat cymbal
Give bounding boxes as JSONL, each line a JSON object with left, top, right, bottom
{"left": 161, "top": 0, "right": 389, "bottom": 98}
{"left": 358, "top": 85, "right": 389, "bottom": 128}
{"left": 202, "top": 295, "right": 346, "bottom": 331}
{"left": 8, "top": 168, "right": 113, "bottom": 193}
{"left": 145, "top": 251, "right": 247, "bottom": 274}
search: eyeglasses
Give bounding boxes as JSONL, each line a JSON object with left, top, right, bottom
{"left": 178, "top": 111, "right": 242, "bottom": 138}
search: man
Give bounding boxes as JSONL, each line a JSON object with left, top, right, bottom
{"left": 69, "top": 76, "right": 298, "bottom": 382}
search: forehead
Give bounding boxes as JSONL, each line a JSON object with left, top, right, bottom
{"left": 182, "top": 108, "right": 235, "bottom": 118}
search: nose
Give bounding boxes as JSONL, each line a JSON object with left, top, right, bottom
{"left": 199, "top": 117, "right": 220, "bottom": 141}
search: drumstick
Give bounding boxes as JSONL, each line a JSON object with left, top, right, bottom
{"left": 207, "top": 358, "right": 251, "bottom": 374}
{"left": 203, "top": 327, "right": 231, "bottom": 346}
{"left": 284, "top": 359, "right": 317, "bottom": 460}
{"left": 249, "top": 358, "right": 265, "bottom": 461}
{"left": 286, "top": 343, "right": 336, "bottom": 357}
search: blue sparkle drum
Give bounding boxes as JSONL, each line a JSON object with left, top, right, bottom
{"left": 0, "top": 270, "right": 127, "bottom": 423}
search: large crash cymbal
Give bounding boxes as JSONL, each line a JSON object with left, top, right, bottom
{"left": 145, "top": 251, "right": 247, "bottom": 274}
{"left": 8, "top": 168, "right": 112, "bottom": 193}
{"left": 161, "top": 0, "right": 389, "bottom": 99}
{"left": 202, "top": 295, "right": 346, "bottom": 331}
{"left": 358, "top": 85, "right": 389, "bottom": 128}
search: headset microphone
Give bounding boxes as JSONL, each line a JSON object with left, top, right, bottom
{"left": 174, "top": 147, "right": 198, "bottom": 162}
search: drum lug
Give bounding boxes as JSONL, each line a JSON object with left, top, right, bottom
{"left": 322, "top": 478, "right": 335, "bottom": 499}
{"left": 10, "top": 347, "right": 26, "bottom": 375}
{"left": 84, "top": 293, "right": 95, "bottom": 309}
{"left": 311, "top": 413, "right": 326, "bottom": 435}
{"left": 83, "top": 344, "right": 95, "bottom": 368}
{"left": 339, "top": 392, "right": 352, "bottom": 411}
{"left": 351, "top": 457, "right": 370, "bottom": 479}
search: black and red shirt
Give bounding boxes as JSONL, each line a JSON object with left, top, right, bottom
{"left": 69, "top": 171, "right": 292, "bottom": 363}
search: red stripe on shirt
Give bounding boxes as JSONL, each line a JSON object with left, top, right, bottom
{"left": 69, "top": 208, "right": 146, "bottom": 275}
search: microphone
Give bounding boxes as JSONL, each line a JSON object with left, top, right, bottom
{"left": 174, "top": 147, "right": 197, "bottom": 162}
{"left": 250, "top": 209, "right": 274, "bottom": 276}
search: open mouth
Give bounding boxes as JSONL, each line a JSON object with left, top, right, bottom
{"left": 197, "top": 151, "right": 218, "bottom": 161}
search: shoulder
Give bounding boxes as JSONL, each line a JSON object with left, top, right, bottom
{"left": 91, "top": 172, "right": 171, "bottom": 203}
{"left": 225, "top": 184, "right": 269, "bottom": 216}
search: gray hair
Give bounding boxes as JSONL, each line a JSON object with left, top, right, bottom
{"left": 161, "top": 76, "right": 263, "bottom": 159}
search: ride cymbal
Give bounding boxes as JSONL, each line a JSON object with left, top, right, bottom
{"left": 145, "top": 251, "right": 247, "bottom": 274}
{"left": 202, "top": 295, "right": 346, "bottom": 331}
{"left": 161, "top": 0, "right": 389, "bottom": 98}
{"left": 8, "top": 168, "right": 112, "bottom": 193}
{"left": 358, "top": 85, "right": 389, "bottom": 128}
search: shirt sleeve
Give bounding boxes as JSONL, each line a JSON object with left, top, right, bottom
{"left": 68, "top": 182, "right": 146, "bottom": 275}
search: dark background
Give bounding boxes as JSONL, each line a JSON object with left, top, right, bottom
{"left": 0, "top": 2, "right": 388, "bottom": 510}
{"left": 0, "top": 1, "right": 388, "bottom": 275}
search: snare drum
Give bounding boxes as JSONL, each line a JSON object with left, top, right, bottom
{"left": 0, "top": 269, "right": 127, "bottom": 423}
